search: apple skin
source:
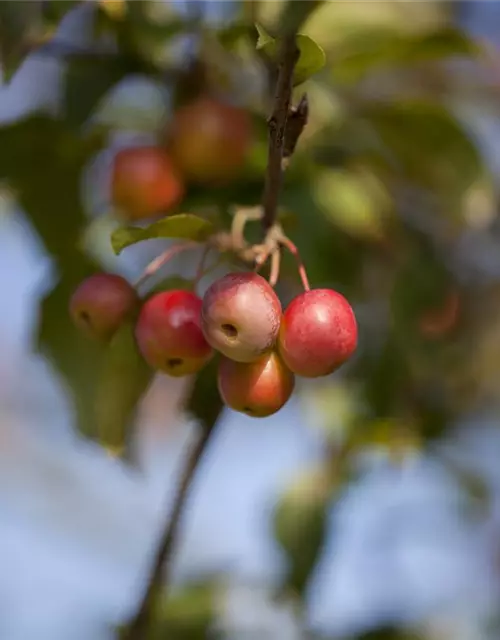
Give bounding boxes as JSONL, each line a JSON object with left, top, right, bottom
{"left": 135, "top": 290, "right": 213, "bottom": 377}
{"left": 218, "top": 351, "right": 295, "bottom": 418}
{"left": 201, "top": 272, "right": 282, "bottom": 363}
{"left": 111, "top": 146, "right": 184, "bottom": 221}
{"left": 168, "top": 97, "right": 253, "bottom": 185}
{"left": 69, "top": 273, "right": 138, "bottom": 342}
{"left": 279, "top": 289, "right": 357, "bottom": 378}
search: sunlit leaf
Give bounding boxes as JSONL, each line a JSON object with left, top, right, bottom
{"left": 111, "top": 214, "right": 214, "bottom": 255}
{"left": 255, "top": 23, "right": 326, "bottom": 85}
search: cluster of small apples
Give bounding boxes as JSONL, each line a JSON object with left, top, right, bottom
{"left": 111, "top": 96, "right": 252, "bottom": 221}
{"left": 69, "top": 270, "right": 358, "bottom": 419}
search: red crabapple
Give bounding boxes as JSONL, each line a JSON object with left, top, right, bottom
{"left": 135, "top": 290, "right": 213, "bottom": 377}
{"left": 279, "top": 289, "right": 357, "bottom": 378}
{"left": 168, "top": 97, "right": 253, "bottom": 185}
{"left": 201, "top": 272, "right": 282, "bottom": 363}
{"left": 218, "top": 351, "right": 295, "bottom": 418}
{"left": 69, "top": 273, "right": 138, "bottom": 342}
{"left": 111, "top": 146, "right": 184, "bottom": 221}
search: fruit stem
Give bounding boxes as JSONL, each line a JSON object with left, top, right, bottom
{"left": 231, "top": 206, "right": 264, "bottom": 250}
{"left": 278, "top": 234, "right": 311, "bottom": 292}
{"left": 134, "top": 241, "right": 202, "bottom": 290}
{"left": 268, "top": 247, "right": 282, "bottom": 288}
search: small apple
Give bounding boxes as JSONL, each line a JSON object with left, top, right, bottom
{"left": 111, "top": 146, "right": 184, "bottom": 221}
{"left": 70, "top": 273, "right": 138, "bottom": 342}
{"left": 201, "top": 272, "right": 282, "bottom": 363}
{"left": 135, "top": 290, "right": 213, "bottom": 377}
{"left": 168, "top": 97, "right": 252, "bottom": 185}
{"left": 279, "top": 289, "right": 357, "bottom": 378}
{"left": 218, "top": 351, "right": 295, "bottom": 418}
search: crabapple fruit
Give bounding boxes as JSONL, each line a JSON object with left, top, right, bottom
{"left": 69, "top": 273, "right": 138, "bottom": 342}
{"left": 218, "top": 351, "right": 295, "bottom": 418}
{"left": 111, "top": 146, "right": 184, "bottom": 221}
{"left": 135, "top": 290, "right": 213, "bottom": 377}
{"left": 201, "top": 272, "right": 282, "bottom": 363}
{"left": 279, "top": 289, "right": 357, "bottom": 378}
{"left": 168, "top": 97, "right": 252, "bottom": 185}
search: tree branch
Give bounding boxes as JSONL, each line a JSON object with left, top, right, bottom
{"left": 261, "top": 33, "right": 299, "bottom": 231}
{"left": 121, "top": 425, "right": 213, "bottom": 640}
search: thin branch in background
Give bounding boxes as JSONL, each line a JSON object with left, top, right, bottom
{"left": 122, "top": 425, "right": 213, "bottom": 640}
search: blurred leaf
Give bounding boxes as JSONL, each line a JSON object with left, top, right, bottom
{"left": 41, "top": 0, "right": 81, "bottom": 26}
{"left": 352, "top": 627, "right": 422, "bottom": 640}
{"left": 186, "top": 356, "right": 223, "bottom": 434}
{"left": 363, "top": 101, "right": 482, "bottom": 196}
{"left": 0, "top": 115, "right": 107, "bottom": 437}
{"left": 64, "top": 55, "right": 130, "bottom": 128}
{"left": 145, "top": 276, "right": 195, "bottom": 298}
{"left": 273, "top": 465, "right": 336, "bottom": 596}
{"left": 95, "top": 321, "right": 153, "bottom": 456}
{"left": 333, "top": 26, "right": 479, "bottom": 84}
{"left": 391, "top": 244, "right": 458, "bottom": 346}
{"left": 111, "top": 214, "right": 214, "bottom": 255}
{"left": 37, "top": 267, "right": 106, "bottom": 439}
{"left": 312, "top": 167, "right": 392, "bottom": 240}
{"left": 0, "top": 1, "right": 42, "bottom": 82}
{"left": 150, "top": 580, "right": 219, "bottom": 640}
{"left": 255, "top": 23, "right": 326, "bottom": 85}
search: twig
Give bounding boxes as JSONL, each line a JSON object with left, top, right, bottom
{"left": 278, "top": 233, "right": 311, "bottom": 292}
{"left": 121, "top": 426, "right": 213, "bottom": 640}
{"left": 133, "top": 241, "right": 200, "bottom": 290}
{"left": 261, "top": 33, "right": 299, "bottom": 230}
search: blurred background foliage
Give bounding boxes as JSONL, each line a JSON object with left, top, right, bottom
{"left": 2, "top": 1, "right": 500, "bottom": 639}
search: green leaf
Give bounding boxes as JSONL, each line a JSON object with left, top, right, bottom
{"left": 255, "top": 23, "right": 326, "bottom": 85}
{"left": 255, "top": 22, "right": 275, "bottom": 50}
{"left": 145, "top": 276, "right": 195, "bottom": 298}
{"left": 186, "top": 356, "right": 223, "bottom": 434}
{"left": 38, "top": 266, "right": 106, "bottom": 440}
{"left": 294, "top": 34, "right": 326, "bottom": 86}
{"left": 111, "top": 214, "right": 215, "bottom": 255}
{"left": 273, "top": 465, "right": 335, "bottom": 596}
{"left": 41, "top": 0, "right": 81, "bottom": 26}
{"left": 0, "top": 115, "right": 107, "bottom": 437}
{"left": 0, "top": 2, "right": 42, "bottom": 82}
{"left": 64, "top": 55, "right": 130, "bottom": 128}
{"left": 95, "top": 321, "right": 153, "bottom": 456}
{"left": 333, "top": 26, "right": 479, "bottom": 84}
{"left": 150, "top": 580, "right": 219, "bottom": 640}
{"left": 362, "top": 101, "right": 482, "bottom": 197}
